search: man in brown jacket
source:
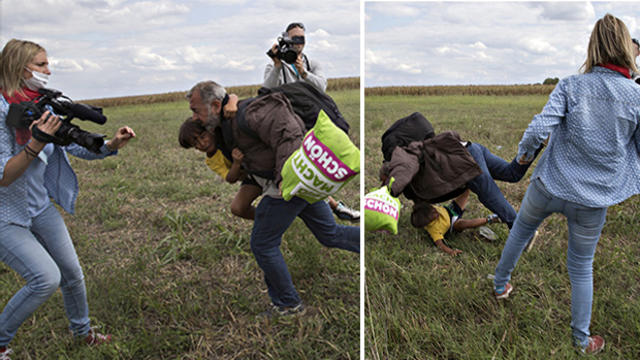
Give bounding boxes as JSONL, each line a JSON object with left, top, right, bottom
{"left": 186, "top": 81, "right": 359, "bottom": 317}
{"left": 381, "top": 133, "right": 541, "bottom": 229}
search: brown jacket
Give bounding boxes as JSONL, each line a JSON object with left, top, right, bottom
{"left": 227, "top": 92, "right": 306, "bottom": 183}
{"left": 383, "top": 131, "right": 482, "bottom": 202}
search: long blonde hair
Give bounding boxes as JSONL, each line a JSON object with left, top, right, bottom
{"left": 581, "top": 14, "right": 638, "bottom": 74}
{"left": 0, "top": 39, "right": 46, "bottom": 96}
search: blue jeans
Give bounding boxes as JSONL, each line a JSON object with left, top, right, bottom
{"left": 0, "top": 204, "right": 91, "bottom": 346}
{"left": 251, "top": 196, "right": 359, "bottom": 307}
{"left": 466, "top": 143, "right": 531, "bottom": 228}
{"left": 494, "top": 178, "right": 607, "bottom": 348}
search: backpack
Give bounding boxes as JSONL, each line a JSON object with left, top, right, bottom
{"left": 237, "top": 81, "right": 350, "bottom": 139}
{"left": 381, "top": 112, "right": 435, "bottom": 162}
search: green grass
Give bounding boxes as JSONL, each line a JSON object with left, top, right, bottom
{"left": 0, "top": 89, "right": 359, "bottom": 359}
{"left": 365, "top": 94, "right": 640, "bottom": 359}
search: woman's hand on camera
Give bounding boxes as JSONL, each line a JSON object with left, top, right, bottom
{"left": 29, "top": 111, "right": 61, "bottom": 148}
{"left": 106, "top": 126, "right": 136, "bottom": 151}
{"left": 31, "top": 111, "right": 61, "bottom": 136}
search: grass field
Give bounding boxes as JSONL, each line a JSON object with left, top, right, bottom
{"left": 364, "top": 94, "right": 640, "bottom": 359}
{"left": 0, "top": 89, "right": 360, "bottom": 359}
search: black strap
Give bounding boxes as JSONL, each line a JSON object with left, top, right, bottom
{"left": 303, "top": 54, "right": 310, "bottom": 71}
{"left": 31, "top": 126, "right": 60, "bottom": 144}
{"left": 218, "top": 93, "right": 229, "bottom": 119}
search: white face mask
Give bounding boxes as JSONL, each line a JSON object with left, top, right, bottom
{"left": 24, "top": 68, "right": 49, "bottom": 90}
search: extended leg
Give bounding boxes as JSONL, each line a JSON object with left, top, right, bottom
{"left": 230, "top": 184, "right": 262, "bottom": 220}
{"left": 30, "top": 205, "right": 91, "bottom": 337}
{"left": 250, "top": 196, "right": 306, "bottom": 307}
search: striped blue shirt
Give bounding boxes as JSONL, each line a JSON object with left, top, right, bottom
{"left": 518, "top": 66, "right": 640, "bottom": 208}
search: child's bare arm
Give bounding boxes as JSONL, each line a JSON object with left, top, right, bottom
{"left": 225, "top": 148, "right": 245, "bottom": 183}
{"left": 435, "top": 239, "right": 462, "bottom": 256}
{"left": 452, "top": 217, "right": 488, "bottom": 232}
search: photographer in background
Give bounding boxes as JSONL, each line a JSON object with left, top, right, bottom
{"left": 263, "top": 22, "right": 358, "bottom": 222}
{"left": 264, "top": 22, "right": 327, "bottom": 92}
{"left": 0, "top": 39, "right": 135, "bottom": 359}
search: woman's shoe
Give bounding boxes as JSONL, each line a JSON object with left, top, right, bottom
{"left": 84, "top": 328, "right": 112, "bottom": 346}
{"left": 494, "top": 282, "right": 513, "bottom": 299}
{"left": 0, "top": 346, "right": 12, "bottom": 360}
{"left": 580, "top": 335, "right": 604, "bottom": 355}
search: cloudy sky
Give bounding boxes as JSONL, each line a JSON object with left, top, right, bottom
{"left": 366, "top": 1, "right": 640, "bottom": 87}
{"left": 0, "top": 0, "right": 359, "bottom": 99}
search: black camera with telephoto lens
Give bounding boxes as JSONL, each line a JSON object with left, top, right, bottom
{"left": 266, "top": 32, "right": 305, "bottom": 64}
{"left": 6, "top": 88, "right": 107, "bottom": 153}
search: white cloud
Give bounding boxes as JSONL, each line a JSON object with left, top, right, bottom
{"left": 538, "top": 2, "right": 595, "bottom": 21}
{"left": 436, "top": 46, "right": 453, "bottom": 55}
{"left": 368, "top": 3, "right": 421, "bottom": 18}
{"left": 314, "top": 40, "right": 338, "bottom": 51}
{"left": 471, "top": 42, "right": 487, "bottom": 50}
{"left": 50, "top": 58, "right": 84, "bottom": 72}
{"left": 131, "top": 48, "right": 182, "bottom": 71}
{"left": 82, "top": 59, "right": 102, "bottom": 71}
{"left": 311, "top": 29, "right": 330, "bottom": 38}
{"left": 0, "top": 0, "right": 358, "bottom": 99}
{"left": 366, "top": 2, "right": 640, "bottom": 87}
{"left": 397, "top": 63, "right": 421, "bottom": 75}
{"left": 521, "top": 38, "right": 557, "bottom": 54}
{"left": 366, "top": 49, "right": 381, "bottom": 65}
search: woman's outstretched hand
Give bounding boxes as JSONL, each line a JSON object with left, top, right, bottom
{"left": 106, "top": 126, "right": 136, "bottom": 151}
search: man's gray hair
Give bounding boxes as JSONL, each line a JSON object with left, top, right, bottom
{"left": 186, "top": 81, "right": 226, "bottom": 104}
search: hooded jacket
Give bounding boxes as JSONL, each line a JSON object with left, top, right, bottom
{"left": 219, "top": 92, "right": 306, "bottom": 184}
{"left": 383, "top": 131, "right": 482, "bottom": 202}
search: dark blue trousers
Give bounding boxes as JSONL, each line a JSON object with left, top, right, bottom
{"left": 250, "top": 196, "right": 359, "bottom": 307}
{"left": 466, "top": 143, "right": 532, "bottom": 228}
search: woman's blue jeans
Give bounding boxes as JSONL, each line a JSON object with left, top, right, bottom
{"left": 494, "top": 178, "right": 607, "bottom": 348}
{"left": 251, "top": 196, "right": 360, "bottom": 308}
{"left": 0, "top": 204, "right": 91, "bottom": 346}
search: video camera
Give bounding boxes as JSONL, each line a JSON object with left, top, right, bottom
{"left": 6, "top": 88, "right": 107, "bottom": 153}
{"left": 266, "top": 32, "right": 304, "bottom": 64}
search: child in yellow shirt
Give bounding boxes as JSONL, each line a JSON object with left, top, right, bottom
{"left": 410, "top": 189, "right": 500, "bottom": 256}
{"left": 179, "top": 119, "right": 359, "bottom": 221}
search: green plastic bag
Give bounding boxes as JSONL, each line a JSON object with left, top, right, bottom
{"left": 364, "top": 179, "right": 402, "bottom": 234}
{"left": 281, "top": 110, "right": 360, "bottom": 203}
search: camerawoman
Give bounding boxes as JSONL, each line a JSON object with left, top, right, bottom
{"left": 0, "top": 39, "right": 135, "bottom": 358}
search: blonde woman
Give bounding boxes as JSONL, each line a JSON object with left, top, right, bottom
{"left": 0, "top": 39, "right": 135, "bottom": 359}
{"left": 492, "top": 14, "right": 640, "bottom": 354}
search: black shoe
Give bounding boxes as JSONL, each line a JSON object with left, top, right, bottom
{"left": 333, "top": 201, "right": 360, "bottom": 222}
{"left": 259, "top": 303, "right": 306, "bottom": 318}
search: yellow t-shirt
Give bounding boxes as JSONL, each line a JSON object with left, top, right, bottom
{"left": 205, "top": 150, "right": 232, "bottom": 179}
{"left": 424, "top": 205, "right": 451, "bottom": 243}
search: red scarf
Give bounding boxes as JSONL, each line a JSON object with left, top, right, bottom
{"left": 599, "top": 63, "right": 631, "bottom": 79}
{"left": 2, "top": 88, "right": 40, "bottom": 145}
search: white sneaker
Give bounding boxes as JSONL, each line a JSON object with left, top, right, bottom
{"left": 333, "top": 201, "right": 360, "bottom": 222}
